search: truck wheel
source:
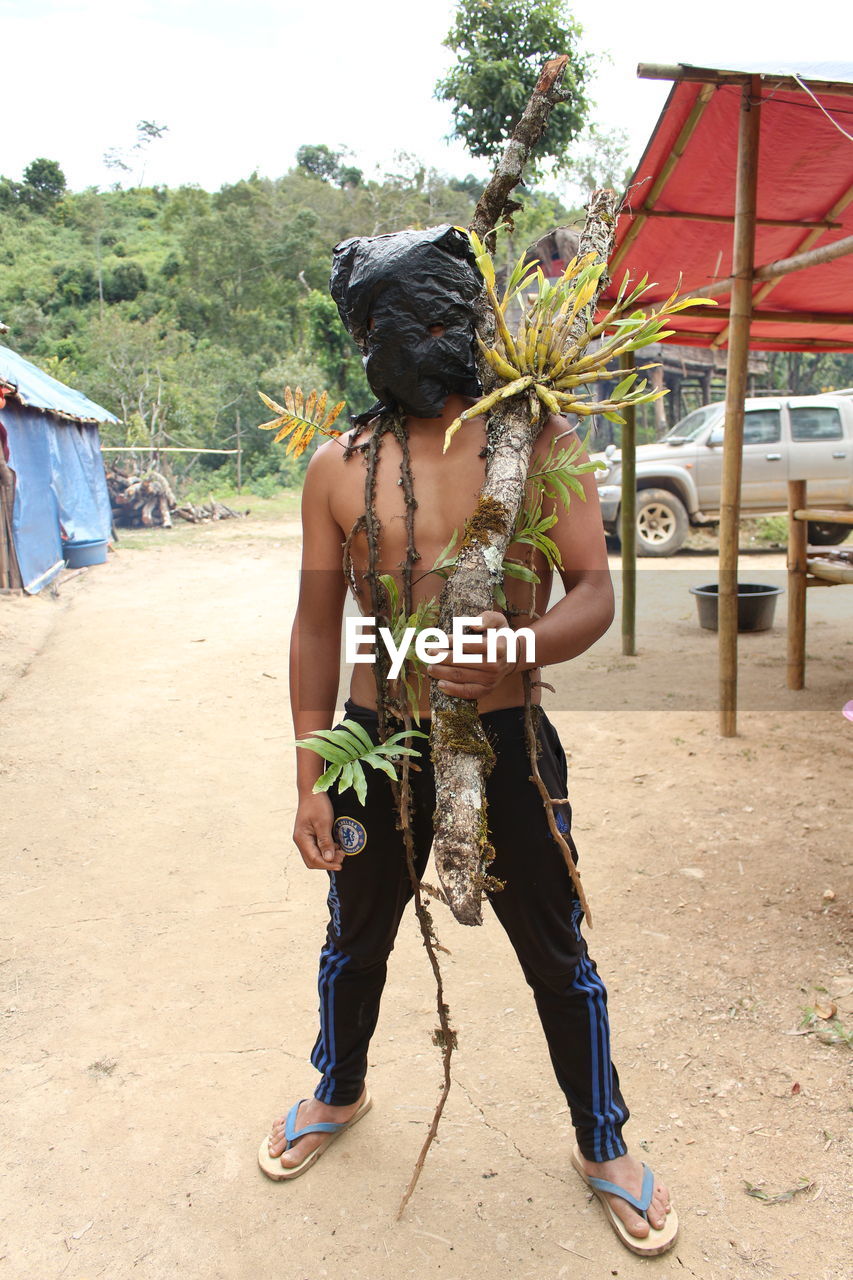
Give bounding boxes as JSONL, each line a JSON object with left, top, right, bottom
{"left": 807, "top": 521, "right": 851, "bottom": 547}
{"left": 635, "top": 488, "right": 689, "bottom": 557}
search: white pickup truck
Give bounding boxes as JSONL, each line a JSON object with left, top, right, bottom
{"left": 593, "top": 392, "right": 853, "bottom": 556}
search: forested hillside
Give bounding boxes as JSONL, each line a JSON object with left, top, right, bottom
{"left": 3, "top": 150, "right": 851, "bottom": 497}
{"left": 0, "top": 153, "right": 577, "bottom": 493}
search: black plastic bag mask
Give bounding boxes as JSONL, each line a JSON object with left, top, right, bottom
{"left": 330, "top": 225, "right": 483, "bottom": 419}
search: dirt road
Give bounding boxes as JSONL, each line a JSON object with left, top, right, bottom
{"left": 2, "top": 517, "right": 851, "bottom": 1280}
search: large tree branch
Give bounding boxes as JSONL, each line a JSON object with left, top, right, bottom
{"left": 430, "top": 189, "right": 619, "bottom": 925}
{"left": 470, "top": 55, "right": 572, "bottom": 244}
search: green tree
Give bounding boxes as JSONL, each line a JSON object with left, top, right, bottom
{"left": 104, "top": 260, "right": 148, "bottom": 303}
{"left": 765, "top": 351, "right": 853, "bottom": 396}
{"left": 436, "top": 0, "right": 591, "bottom": 169}
{"left": 20, "top": 158, "right": 67, "bottom": 212}
{"left": 0, "top": 177, "right": 22, "bottom": 210}
{"left": 563, "top": 124, "right": 632, "bottom": 197}
{"left": 296, "top": 144, "right": 362, "bottom": 188}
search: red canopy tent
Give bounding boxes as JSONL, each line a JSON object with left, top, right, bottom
{"left": 596, "top": 62, "right": 853, "bottom": 734}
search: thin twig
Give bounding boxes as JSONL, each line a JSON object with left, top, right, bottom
{"left": 351, "top": 411, "right": 458, "bottom": 1217}
{"left": 522, "top": 671, "right": 591, "bottom": 924}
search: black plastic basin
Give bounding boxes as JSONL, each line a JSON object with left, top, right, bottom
{"left": 689, "top": 582, "right": 784, "bottom": 632}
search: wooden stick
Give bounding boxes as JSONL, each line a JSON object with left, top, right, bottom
{"left": 619, "top": 351, "right": 637, "bottom": 656}
{"left": 0, "top": 459, "right": 23, "bottom": 591}
{"left": 643, "top": 210, "right": 841, "bottom": 230}
{"left": 689, "top": 232, "right": 853, "bottom": 301}
{"left": 675, "top": 306, "right": 853, "bottom": 326}
{"left": 793, "top": 508, "right": 853, "bottom": 524}
{"left": 787, "top": 480, "right": 808, "bottom": 690}
{"left": 637, "top": 63, "right": 853, "bottom": 97}
{"left": 430, "top": 190, "right": 618, "bottom": 926}
{"left": 660, "top": 330, "right": 853, "bottom": 349}
{"left": 719, "top": 78, "right": 761, "bottom": 738}
{"left": 522, "top": 674, "right": 592, "bottom": 924}
{"left": 744, "top": 180, "right": 853, "bottom": 313}
{"left": 99, "top": 446, "right": 239, "bottom": 454}
{"left": 469, "top": 56, "right": 572, "bottom": 243}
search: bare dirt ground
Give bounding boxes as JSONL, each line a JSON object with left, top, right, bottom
{"left": 2, "top": 514, "right": 851, "bottom": 1280}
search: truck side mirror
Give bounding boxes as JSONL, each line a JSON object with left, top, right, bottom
{"left": 707, "top": 427, "right": 725, "bottom": 447}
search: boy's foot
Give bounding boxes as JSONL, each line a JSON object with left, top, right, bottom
{"left": 259, "top": 1090, "right": 370, "bottom": 1180}
{"left": 572, "top": 1148, "right": 678, "bottom": 1256}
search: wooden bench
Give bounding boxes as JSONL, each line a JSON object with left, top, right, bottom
{"left": 787, "top": 479, "right": 853, "bottom": 688}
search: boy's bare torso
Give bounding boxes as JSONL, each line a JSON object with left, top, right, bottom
{"left": 323, "top": 401, "right": 572, "bottom": 716}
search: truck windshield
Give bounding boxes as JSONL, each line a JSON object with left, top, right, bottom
{"left": 664, "top": 404, "right": 722, "bottom": 441}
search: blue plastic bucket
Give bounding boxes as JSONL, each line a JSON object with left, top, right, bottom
{"left": 64, "top": 539, "right": 108, "bottom": 568}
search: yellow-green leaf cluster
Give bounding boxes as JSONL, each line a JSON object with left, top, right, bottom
{"left": 444, "top": 235, "right": 717, "bottom": 451}
{"left": 257, "top": 386, "right": 346, "bottom": 457}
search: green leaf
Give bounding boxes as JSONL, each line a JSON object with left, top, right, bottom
{"left": 560, "top": 473, "right": 586, "bottom": 498}
{"left": 531, "top": 533, "right": 563, "bottom": 568}
{"left": 431, "top": 528, "right": 460, "bottom": 574}
{"left": 351, "top": 761, "right": 368, "bottom": 806}
{"left": 313, "top": 763, "right": 341, "bottom": 793}
{"left": 612, "top": 372, "right": 637, "bottom": 399}
{"left": 502, "top": 559, "right": 540, "bottom": 583}
{"left": 340, "top": 717, "right": 376, "bottom": 753}
{"left": 362, "top": 753, "right": 400, "bottom": 781}
{"left": 338, "top": 761, "right": 355, "bottom": 793}
{"left": 384, "top": 728, "right": 429, "bottom": 745}
{"left": 295, "top": 738, "right": 352, "bottom": 765}
{"left": 308, "top": 726, "right": 364, "bottom": 754}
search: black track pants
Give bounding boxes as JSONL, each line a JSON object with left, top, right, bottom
{"left": 310, "top": 699, "right": 629, "bottom": 1162}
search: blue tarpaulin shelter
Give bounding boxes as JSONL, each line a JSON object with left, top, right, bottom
{"left": 0, "top": 345, "right": 117, "bottom": 593}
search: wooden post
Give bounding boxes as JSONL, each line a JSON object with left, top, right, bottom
{"left": 651, "top": 362, "right": 668, "bottom": 434}
{"left": 619, "top": 351, "right": 637, "bottom": 656}
{"left": 787, "top": 479, "right": 808, "bottom": 690}
{"left": 0, "top": 458, "right": 24, "bottom": 591}
{"left": 719, "top": 78, "right": 761, "bottom": 737}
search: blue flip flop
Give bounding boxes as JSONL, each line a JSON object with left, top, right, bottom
{"left": 258, "top": 1089, "right": 372, "bottom": 1181}
{"left": 571, "top": 1145, "right": 679, "bottom": 1256}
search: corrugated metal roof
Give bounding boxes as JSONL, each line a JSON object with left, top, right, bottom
{"left": 0, "top": 344, "right": 119, "bottom": 424}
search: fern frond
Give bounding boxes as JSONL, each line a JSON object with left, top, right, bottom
{"left": 297, "top": 719, "right": 428, "bottom": 800}
{"left": 257, "top": 385, "right": 347, "bottom": 457}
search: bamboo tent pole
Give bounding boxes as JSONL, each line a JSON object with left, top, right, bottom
{"left": 719, "top": 78, "right": 761, "bottom": 737}
{"left": 638, "top": 63, "right": 853, "bottom": 96}
{"left": 98, "top": 446, "right": 239, "bottom": 454}
{"left": 786, "top": 479, "right": 808, "bottom": 690}
{"left": 687, "top": 232, "right": 853, "bottom": 300}
{"left": 619, "top": 351, "right": 637, "bottom": 655}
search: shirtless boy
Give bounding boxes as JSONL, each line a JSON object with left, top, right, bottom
{"left": 259, "top": 226, "right": 678, "bottom": 1257}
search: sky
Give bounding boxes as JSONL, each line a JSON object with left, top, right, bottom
{"left": 2, "top": 0, "right": 851, "bottom": 195}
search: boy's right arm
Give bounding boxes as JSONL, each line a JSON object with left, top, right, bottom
{"left": 289, "top": 443, "right": 349, "bottom": 871}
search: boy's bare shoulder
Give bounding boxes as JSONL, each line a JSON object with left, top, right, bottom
{"left": 306, "top": 424, "right": 371, "bottom": 480}
{"left": 531, "top": 413, "right": 584, "bottom": 462}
